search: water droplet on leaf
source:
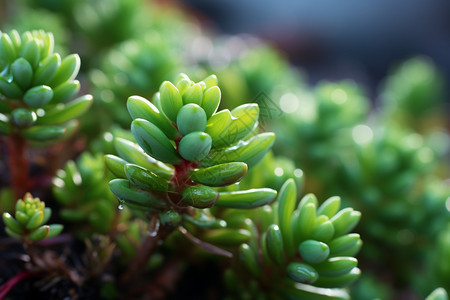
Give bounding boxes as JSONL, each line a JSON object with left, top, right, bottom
{"left": 147, "top": 217, "right": 160, "bottom": 237}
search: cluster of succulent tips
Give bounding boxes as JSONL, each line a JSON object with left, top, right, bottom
{"left": 224, "top": 179, "right": 363, "bottom": 299}
{"left": 106, "top": 73, "right": 277, "bottom": 229}
{"left": 2, "top": 193, "right": 63, "bottom": 241}
{"left": 0, "top": 29, "right": 92, "bottom": 141}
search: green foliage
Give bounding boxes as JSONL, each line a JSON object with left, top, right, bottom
{"left": 4, "top": 7, "right": 69, "bottom": 55}
{"left": 106, "top": 73, "right": 278, "bottom": 247}
{"left": 0, "top": 2, "right": 447, "bottom": 298}
{"left": 261, "top": 67, "right": 448, "bottom": 296}
{"left": 224, "top": 179, "right": 362, "bottom": 299}
{"left": 273, "top": 80, "right": 369, "bottom": 173}
{"left": 87, "top": 33, "right": 181, "bottom": 132}
{"left": 2, "top": 193, "right": 63, "bottom": 241}
{"left": 379, "top": 57, "right": 446, "bottom": 132}
{"left": 0, "top": 29, "right": 92, "bottom": 142}
{"left": 52, "top": 152, "right": 117, "bottom": 234}
{"left": 428, "top": 224, "right": 450, "bottom": 292}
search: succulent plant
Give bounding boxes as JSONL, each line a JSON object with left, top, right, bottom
{"left": 3, "top": 7, "right": 69, "bottom": 56}
{"left": 379, "top": 56, "right": 446, "bottom": 133}
{"left": 272, "top": 80, "right": 369, "bottom": 174}
{"left": 0, "top": 2, "right": 447, "bottom": 297}
{"left": 52, "top": 152, "right": 117, "bottom": 235}
{"left": 224, "top": 179, "right": 362, "bottom": 299}
{"left": 2, "top": 193, "right": 63, "bottom": 241}
{"left": 106, "top": 73, "right": 277, "bottom": 240}
{"left": 0, "top": 29, "right": 92, "bottom": 142}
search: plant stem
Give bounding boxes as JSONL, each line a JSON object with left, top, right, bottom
{"left": 0, "top": 271, "right": 37, "bottom": 299}
{"left": 7, "top": 133, "right": 29, "bottom": 200}
{"left": 121, "top": 226, "right": 174, "bottom": 284}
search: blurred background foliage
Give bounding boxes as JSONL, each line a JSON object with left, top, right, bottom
{"left": 0, "top": 0, "right": 449, "bottom": 299}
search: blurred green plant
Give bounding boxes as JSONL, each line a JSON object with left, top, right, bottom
{"left": 379, "top": 56, "right": 446, "bottom": 133}
{"left": 272, "top": 80, "right": 369, "bottom": 194}
{"left": 2, "top": 192, "right": 63, "bottom": 241}
{"left": 427, "top": 223, "right": 450, "bottom": 293}
{"left": 52, "top": 152, "right": 117, "bottom": 235}
{"left": 335, "top": 126, "right": 449, "bottom": 295}
{"left": 0, "top": 29, "right": 92, "bottom": 198}
{"left": 3, "top": 7, "right": 69, "bottom": 55}
{"left": 87, "top": 33, "right": 182, "bottom": 134}
{"left": 196, "top": 40, "right": 305, "bottom": 111}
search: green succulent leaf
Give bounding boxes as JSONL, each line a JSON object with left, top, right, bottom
{"left": 203, "top": 228, "right": 252, "bottom": 246}
{"left": 114, "top": 138, "right": 173, "bottom": 180}
{"left": 182, "top": 185, "right": 218, "bottom": 208}
{"left": 11, "top": 108, "right": 36, "bottom": 128}
{"left": 277, "top": 178, "right": 297, "bottom": 257}
{"left": 202, "top": 86, "right": 221, "bottom": 118}
{"left": 2, "top": 212, "right": 24, "bottom": 235}
{"left": 11, "top": 57, "right": 33, "bottom": 89}
{"left": 314, "top": 257, "right": 358, "bottom": 277}
{"left": 214, "top": 103, "right": 258, "bottom": 147}
{"left": 239, "top": 243, "right": 261, "bottom": 277}
{"left": 286, "top": 262, "right": 318, "bottom": 284}
{"left": 176, "top": 103, "right": 207, "bottom": 136}
{"left": 47, "top": 224, "right": 64, "bottom": 238}
{"left": 298, "top": 240, "right": 330, "bottom": 264}
{"left": 109, "top": 179, "right": 167, "bottom": 210}
{"left": 51, "top": 80, "right": 80, "bottom": 104}
{"left": 131, "top": 118, "right": 181, "bottom": 164}
{"left": 190, "top": 162, "right": 247, "bottom": 187}
{"left": 178, "top": 131, "right": 212, "bottom": 162}
{"left": 0, "top": 34, "right": 17, "bottom": 64}
{"left": 25, "top": 210, "right": 44, "bottom": 230}
{"left": 104, "top": 154, "right": 128, "bottom": 179}
{"left": 21, "top": 125, "right": 65, "bottom": 141}
{"left": 29, "top": 225, "right": 49, "bottom": 241}
{"left": 182, "top": 83, "right": 203, "bottom": 106}
{"left": 314, "top": 267, "right": 361, "bottom": 288}
{"left": 216, "top": 188, "right": 277, "bottom": 209}
{"left": 125, "top": 163, "right": 169, "bottom": 193}
{"left": 203, "top": 132, "right": 275, "bottom": 168}
{"left": 205, "top": 109, "right": 232, "bottom": 146}
{"left": 159, "top": 210, "right": 182, "bottom": 228}
{"left": 49, "top": 54, "right": 80, "bottom": 87}
{"left": 19, "top": 38, "right": 40, "bottom": 69}
{"left": 317, "top": 196, "right": 341, "bottom": 219}
{"left": 33, "top": 53, "right": 60, "bottom": 85}
{"left": 329, "top": 208, "right": 361, "bottom": 237}
{"left": 0, "top": 76, "right": 23, "bottom": 98}
{"left": 127, "top": 95, "right": 178, "bottom": 140}
{"left": 160, "top": 81, "right": 183, "bottom": 123}
{"left": 265, "top": 224, "right": 285, "bottom": 264}
{"left": 329, "top": 234, "right": 362, "bottom": 257}
{"left": 36, "top": 94, "right": 93, "bottom": 125}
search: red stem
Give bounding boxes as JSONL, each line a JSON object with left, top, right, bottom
{"left": 7, "top": 133, "right": 29, "bottom": 200}
{"left": 0, "top": 271, "right": 37, "bottom": 300}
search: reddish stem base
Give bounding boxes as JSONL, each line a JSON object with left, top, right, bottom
{"left": 0, "top": 271, "right": 37, "bottom": 300}
{"left": 7, "top": 134, "right": 29, "bottom": 200}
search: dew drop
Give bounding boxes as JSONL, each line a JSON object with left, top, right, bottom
{"left": 147, "top": 217, "right": 160, "bottom": 237}
{"left": 117, "top": 199, "right": 124, "bottom": 210}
